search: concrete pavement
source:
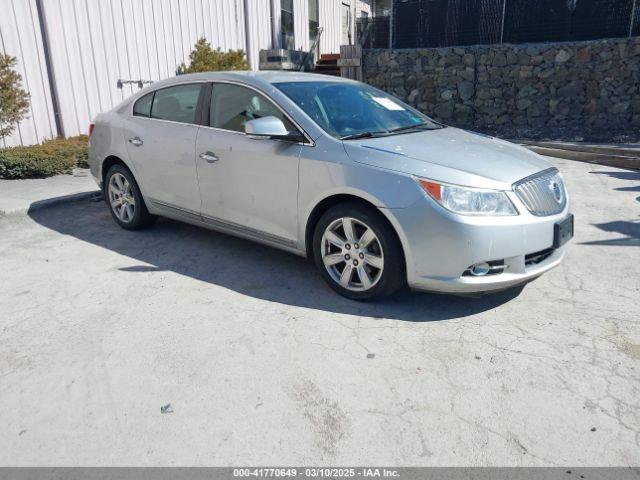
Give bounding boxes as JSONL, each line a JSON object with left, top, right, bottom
{"left": 0, "top": 168, "right": 99, "bottom": 216}
{"left": 0, "top": 157, "right": 638, "bottom": 466}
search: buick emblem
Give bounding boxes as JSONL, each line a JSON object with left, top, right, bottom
{"left": 549, "top": 180, "right": 564, "bottom": 203}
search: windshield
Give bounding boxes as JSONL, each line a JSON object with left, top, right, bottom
{"left": 274, "top": 81, "right": 443, "bottom": 139}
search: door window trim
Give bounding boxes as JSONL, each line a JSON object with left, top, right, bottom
{"left": 128, "top": 81, "right": 209, "bottom": 127}
{"left": 202, "top": 80, "right": 315, "bottom": 146}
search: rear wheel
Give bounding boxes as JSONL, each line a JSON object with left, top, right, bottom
{"left": 313, "top": 202, "right": 405, "bottom": 300}
{"left": 105, "top": 164, "right": 156, "bottom": 230}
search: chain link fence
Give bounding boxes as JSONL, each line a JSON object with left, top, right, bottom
{"left": 356, "top": 17, "right": 391, "bottom": 48}
{"left": 390, "top": 0, "right": 639, "bottom": 49}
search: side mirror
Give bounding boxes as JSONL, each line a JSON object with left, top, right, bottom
{"left": 245, "top": 116, "right": 304, "bottom": 142}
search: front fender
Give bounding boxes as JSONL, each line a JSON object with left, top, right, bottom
{"left": 298, "top": 146, "right": 423, "bottom": 253}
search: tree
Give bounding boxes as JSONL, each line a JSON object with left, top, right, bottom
{"left": 178, "top": 38, "right": 249, "bottom": 74}
{"left": 0, "top": 54, "right": 30, "bottom": 140}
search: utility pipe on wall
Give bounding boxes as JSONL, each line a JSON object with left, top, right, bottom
{"left": 34, "top": 0, "right": 64, "bottom": 137}
{"left": 243, "top": 0, "right": 254, "bottom": 69}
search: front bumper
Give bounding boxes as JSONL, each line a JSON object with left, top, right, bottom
{"left": 387, "top": 193, "right": 571, "bottom": 294}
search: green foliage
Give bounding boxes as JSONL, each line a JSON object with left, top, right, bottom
{"left": 0, "top": 54, "right": 30, "bottom": 139}
{"left": 0, "top": 135, "right": 88, "bottom": 179}
{"left": 179, "top": 38, "right": 249, "bottom": 73}
{"left": 45, "top": 135, "right": 89, "bottom": 168}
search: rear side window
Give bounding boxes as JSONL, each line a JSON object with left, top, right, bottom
{"left": 133, "top": 92, "right": 153, "bottom": 117}
{"left": 150, "top": 84, "right": 202, "bottom": 124}
{"left": 210, "top": 83, "right": 296, "bottom": 133}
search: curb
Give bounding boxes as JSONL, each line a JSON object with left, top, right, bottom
{"left": 0, "top": 190, "right": 102, "bottom": 217}
{"left": 522, "top": 145, "right": 640, "bottom": 171}
{"left": 520, "top": 141, "right": 640, "bottom": 158}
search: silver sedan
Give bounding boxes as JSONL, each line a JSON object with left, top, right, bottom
{"left": 88, "top": 71, "right": 573, "bottom": 300}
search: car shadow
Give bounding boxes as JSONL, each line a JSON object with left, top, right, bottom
{"left": 583, "top": 171, "right": 640, "bottom": 246}
{"left": 27, "top": 199, "right": 525, "bottom": 323}
{"left": 581, "top": 220, "right": 640, "bottom": 247}
{"left": 590, "top": 170, "right": 640, "bottom": 192}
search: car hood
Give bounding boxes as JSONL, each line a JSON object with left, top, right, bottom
{"left": 343, "top": 127, "right": 552, "bottom": 190}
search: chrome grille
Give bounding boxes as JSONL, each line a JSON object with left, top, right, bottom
{"left": 513, "top": 168, "right": 567, "bottom": 216}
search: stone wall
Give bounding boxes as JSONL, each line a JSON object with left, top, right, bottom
{"left": 363, "top": 37, "right": 640, "bottom": 140}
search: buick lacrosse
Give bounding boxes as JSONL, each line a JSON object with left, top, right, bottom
{"left": 88, "top": 72, "right": 573, "bottom": 300}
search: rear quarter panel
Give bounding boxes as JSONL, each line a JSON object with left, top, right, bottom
{"left": 88, "top": 110, "right": 132, "bottom": 188}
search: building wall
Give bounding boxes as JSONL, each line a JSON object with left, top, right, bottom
{"left": 0, "top": 0, "right": 57, "bottom": 148}
{"left": 363, "top": 37, "right": 640, "bottom": 136}
{"left": 271, "top": 0, "right": 372, "bottom": 54}
{"left": 243, "top": 0, "right": 273, "bottom": 69}
{"left": 44, "top": 0, "right": 257, "bottom": 140}
{"left": 319, "top": 0, "right": 371, "bottom": 55}
{"left": 2, "top": 0, "right": 366, "bottom": 147}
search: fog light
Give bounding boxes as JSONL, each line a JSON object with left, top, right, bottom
{"left": 469, "top": 262, "right": 491, "bottom": 276}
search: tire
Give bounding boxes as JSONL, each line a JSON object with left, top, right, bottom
{"left": 313, "top": 202, "right": 405, "bottom": 301}
{"left": 104, "top": 164, "right": 156, "bottom": 230}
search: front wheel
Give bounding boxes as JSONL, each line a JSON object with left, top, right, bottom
{"left": 313, "top": 202, "right": 405, "bottom": 301}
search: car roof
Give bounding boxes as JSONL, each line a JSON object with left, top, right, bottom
{"left": 113, "top": 70, "right": 359, "bottom": 122}
{"left": 139, "top": 70, "right": 355, "bottom": 93}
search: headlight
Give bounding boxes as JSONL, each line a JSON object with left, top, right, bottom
{"left": 417, "top": 179, "right": 518, "bottom": 216}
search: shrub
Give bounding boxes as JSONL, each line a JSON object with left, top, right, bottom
{"left": 44, "top": 135, "right": 89, "bottom": 168}
{"left": 178, "top": 38, "right": 249, "bottom": 73}
{"left": 0, "top": 135, "right": 88, "bottom": 179}
{"left": 0, "top": 54, "right": 30, "bottom": 140}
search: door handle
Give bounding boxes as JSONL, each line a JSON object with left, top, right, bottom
{"left": 199, "top": 151, "right": 219, "bottom": 163}
{"left": 128, "top": 137, "right": 143, "bottom": 147}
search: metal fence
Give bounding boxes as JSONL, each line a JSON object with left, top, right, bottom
{"left": 356, "top": 17, "right": 391, "bottom": 48}
{"left": 392, "top": 0, "right": 639, "bottom": 49}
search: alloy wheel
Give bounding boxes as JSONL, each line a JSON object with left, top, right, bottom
{"left": 321, "top": 217, "right": 384, "bottom": 292}
{"left": 108, "top": 172, "right": 136, "bottom": 223}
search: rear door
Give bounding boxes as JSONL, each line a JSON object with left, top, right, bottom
{"left": 195, "top": 82, "right": 303, "bottom": 244}
{"left": 122, "top": 83, "right": 206, "bottom": 214}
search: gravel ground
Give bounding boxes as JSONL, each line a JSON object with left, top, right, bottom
{"left": 0, "top": 157, "right": 638, "bottom": 466}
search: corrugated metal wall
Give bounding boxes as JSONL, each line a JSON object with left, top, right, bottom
{"left": 268, "top": 0, "right": 372, "bottom": 53}
{"left": 40, "top": 0, "right": 253, "bottom": 141}
{"left": 244, "top": 0, "right": 273, "bottom": 68}
{"left": 0, "top": 0, "right": 369, "bottom": 147}
{"left": 319, "top": 0, "right": 372, "bottom": 54}
{"left": 0, "top": 0, "right": 56, "bottom": 148}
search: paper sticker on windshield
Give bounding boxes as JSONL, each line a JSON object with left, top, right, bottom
{"left": 372, "top": 97, "right": 405, "bottom": 111}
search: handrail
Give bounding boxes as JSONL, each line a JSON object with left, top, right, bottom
{"left": 299, "top": 26, "right": 324, "bottom": 72}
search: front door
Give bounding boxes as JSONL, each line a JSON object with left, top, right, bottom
{"left": 123, "top": 83, "right": 204, "bottom": 213}
{"left": 195, "top": 83, "right": 302, "bottom": 245}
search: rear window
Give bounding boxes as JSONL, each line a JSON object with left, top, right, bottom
{"left": 133, "top": 92, "right": 153, "bottom": 117}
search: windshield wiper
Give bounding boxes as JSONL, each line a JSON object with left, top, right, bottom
{"left": 340, "top": 122, "right": 444, "bottom": 140}
{"left": 339, "top": 131, "right": 387, "bottom": 140}
{"left": 387, "top": 122, "right": 443, "bottom": 134}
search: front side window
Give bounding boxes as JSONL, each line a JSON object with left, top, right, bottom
{"left": 275, "top": 81, "right": 442, "bottom": 139}
{"left": 133, "top": 92, "right": 154, "bottom": 117}
{"left": 150, "top": 83, "right": 202, "bottom": 124}
{"left": 210, "top": 83, "right": 295, "bottom": 133}
{"left": 281, "top": 0, "right": 295, "bottom": 49}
